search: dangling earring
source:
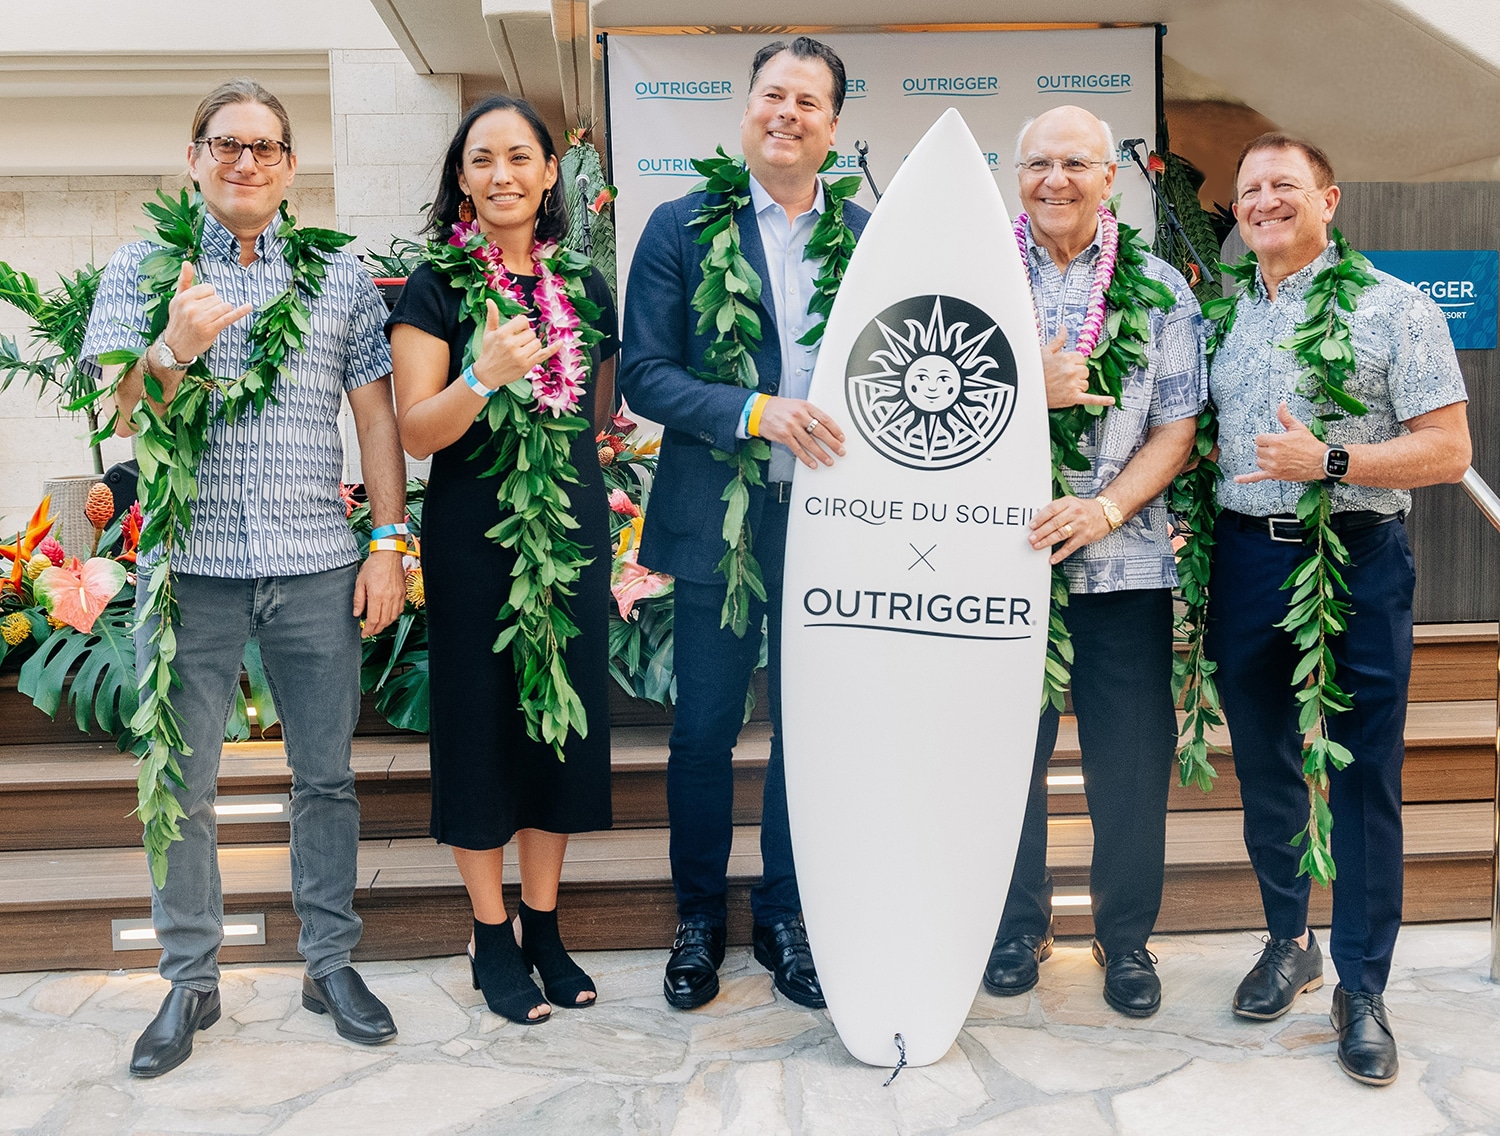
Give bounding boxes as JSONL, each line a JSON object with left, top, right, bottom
{"left": 458, "top": 195, "right": 475, "bottom": 223}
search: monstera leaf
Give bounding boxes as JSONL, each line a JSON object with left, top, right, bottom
{"left": 18, "top": 590, "right": 138, "bottom": 746}
{"left": 361, "top": 611, "right": 429, "bottom": 732}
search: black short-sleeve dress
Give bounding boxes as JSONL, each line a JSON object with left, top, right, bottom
{"left": 387, "top": 262, "right": 616, "bottom": 848}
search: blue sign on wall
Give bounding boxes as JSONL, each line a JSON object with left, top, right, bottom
{"left": 1363, "top": 250, "right": 1498, "bottom": 350}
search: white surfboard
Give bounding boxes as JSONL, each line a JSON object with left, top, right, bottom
{"left": 781, "top": 108, "right": 1052, "bottom": 1069}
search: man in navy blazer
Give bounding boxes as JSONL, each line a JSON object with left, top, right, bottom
{"left": 619, "top": 35, "right": 870, "bottom": 1011}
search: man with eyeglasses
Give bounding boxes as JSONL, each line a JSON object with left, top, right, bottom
{"left": 1208, "top": 133, "right": 1469, "bottom": 1085}
{"left": 82, "top": 79, "right": 407, "bottom": 1076}
{"left": 982, "top": 105, "right": 1205, "bottom": 1017}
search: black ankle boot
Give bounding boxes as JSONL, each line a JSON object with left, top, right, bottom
{"left": 518, "top": 901, "right": 596, "bottom": 1007}
{"left": 470, "top": 917, "right": 550, "bottom": 1024}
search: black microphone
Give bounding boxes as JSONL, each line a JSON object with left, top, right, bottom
{"left": 1117, "top": 139, "right": 1215, "bottom": 287}
{"left": 574, "top": 174, "right": 593, "bottom": 255}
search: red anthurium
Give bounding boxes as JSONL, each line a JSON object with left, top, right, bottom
{"left": 33, "top": 556, "right": 128, "bottom": 633}
{"left": 1146, "top": 153, "right": 1166, "bottom": 175}
{"left": 591, "top": 186, "right": 618, "bottom": 214}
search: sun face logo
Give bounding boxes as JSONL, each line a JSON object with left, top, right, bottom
{"left": 845, "top": 295, "right": 1018, "bottom": 470}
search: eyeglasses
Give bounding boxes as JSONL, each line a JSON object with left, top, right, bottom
{"left": 1016, "top": 157, "right": 1110, "bottom": 176}
{"left": 196, "top": 136, "right": 290, "bottom": 167}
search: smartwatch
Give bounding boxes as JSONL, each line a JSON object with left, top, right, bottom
{"left": 150, "top": 338, "right": 196, "bottom": 372}
{"left": 1322, "top": 444, "right": 1350, "bottom": 483}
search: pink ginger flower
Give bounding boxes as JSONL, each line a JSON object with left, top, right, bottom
{"left": 608, "top": 489, "right": 641, "bottom": 517}
{"left": 36, "top": 535, "right": 66, "bottom": 567}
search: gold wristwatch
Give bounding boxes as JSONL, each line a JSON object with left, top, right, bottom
{"left": 1096, "top": 494, "right": 1125, "bottom": 532}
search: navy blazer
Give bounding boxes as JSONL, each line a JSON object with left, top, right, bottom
{"left": 619, "top": 190, "right": 870, "bottom": 585}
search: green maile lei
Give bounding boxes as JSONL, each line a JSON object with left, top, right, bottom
{"left": 88, "top": 189, "right": 353, "bottom": 886}
{"left": 686, "top": 147, "right": 861, "bottom": 636}
{"left": 421, "top": 229, "right": 604, "bottom": 758}
{"left": 1036, "top": 206, "right": 1177, "bottom": 712}
{"left": 1170, "top": 229, "right": 1374, "bottom": 886}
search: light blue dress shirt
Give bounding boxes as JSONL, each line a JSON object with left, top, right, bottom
{"left": 735, "top": 175, "right": 826, "bottom": 485}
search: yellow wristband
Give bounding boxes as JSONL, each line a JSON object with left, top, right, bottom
{"left": 747, "top": 393, "right": 769, "bottom": 438}
{"left": 368, "top": 538, "right": 410, "bottom": 554}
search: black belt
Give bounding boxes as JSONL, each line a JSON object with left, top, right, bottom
{"left": 768, "top": 481, "right": 794, "bottom": 505}
{"left": 1223, "top": 509, "right": 1401, "bottom": 544}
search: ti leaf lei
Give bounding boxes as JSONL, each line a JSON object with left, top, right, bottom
{"left": 1172, "top": 229, "right": 1374, "bottom": 886}
{"left": 93, "top": 189, "right": 353, "bottom": 886}
{"left": 1029, "top": 206, "right": 1176, "bottom": 711}
{"left": 687, "top": 148, "right": 861, "bottom": 636}
{"left": 422, "top": 228, "right": 604, "bottom": 757}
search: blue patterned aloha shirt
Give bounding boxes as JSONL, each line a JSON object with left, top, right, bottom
{"left": 1211, "top": 242, "right": 1468, "bottom": 518}
{"left": 1023, "top": 222, "right": 1208, "bottom": 594}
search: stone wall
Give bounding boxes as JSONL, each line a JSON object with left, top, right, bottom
{"left": 0, "top": 173, "right": 335, "bottom": 532}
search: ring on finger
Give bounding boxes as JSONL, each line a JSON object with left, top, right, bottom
{"left": 1062, "top": 523, "right": 1074, "bottom": 537}
{"left": 805, "top": 418, "right": 821, "bottom": 434}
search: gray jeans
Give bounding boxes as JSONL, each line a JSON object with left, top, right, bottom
{"left": 135, "top": 565, "right": 364, "bottom": 989}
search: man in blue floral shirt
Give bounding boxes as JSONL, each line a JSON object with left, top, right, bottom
{"left": 1209, "top": 133, "right": 1470, "bottom": 1087}
{"left": 983, "top": 106, "right": 1206, "bottom": 1019}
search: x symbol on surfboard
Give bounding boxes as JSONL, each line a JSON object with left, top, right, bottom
{"left": 908, "top": 543, "right": 937, "bottom": 571}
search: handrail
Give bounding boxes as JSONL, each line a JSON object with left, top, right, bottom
{"left": 1462, "top": 466, "right": 1500, "bottom": 984}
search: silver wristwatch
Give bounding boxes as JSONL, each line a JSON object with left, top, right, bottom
{"left": 150, "top": 338, "right": 195, "bottom": 372}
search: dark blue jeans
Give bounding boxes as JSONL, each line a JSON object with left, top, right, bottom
{"left": 1207, "top": 513, "right": 1414, "bottom": 993}
{"left": 666, "top": 499, "right": 797, "bottom": 926}
{"left": 997, "top": 588, "right": 1177, "bottom": 956}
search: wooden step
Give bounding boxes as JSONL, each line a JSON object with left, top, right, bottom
{"left": 2, "top": 699, "right": 1490, "bottom": 851}
{"left": 1, "top": 804, "right": 1489, "bottom": 973}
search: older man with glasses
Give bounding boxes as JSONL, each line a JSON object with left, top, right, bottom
{"left": 982, "top": 105, "right": 1206, "bottom": 1017}
{"left": 82, "top": 78, "right": 408, "bottom": 1076}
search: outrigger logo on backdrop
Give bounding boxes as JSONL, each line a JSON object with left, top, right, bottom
{"left": 845, "top": 295, "right": 1017, "bottom": 470}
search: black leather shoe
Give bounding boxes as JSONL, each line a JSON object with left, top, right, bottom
{"left": 1331, "top": 984, "right": 1399, "bottom": 1086}
{"left": 129, "top": 986, "right": 221, "bottom": 1077}
{"left": 983, "top": 928, "right": 1054, "bottom": 996}
{"left": 752, "top": 918, "right": 825, "bottom": 1009}
{"left": 1093, "top": 940, "right": 1161, "bottom": 1018}
{"left": 663, "top": 918, "right": 726, "bottom": 1010}
{"left": 302, "top": 967, "right": 397, "bottom": 1044}
{"left": 1232, "top": 930, "right": 1324, "bottom": 1020}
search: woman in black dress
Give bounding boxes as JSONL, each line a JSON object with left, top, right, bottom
{"left": 387, "top": 95, "right": 614, "bottom": 1023}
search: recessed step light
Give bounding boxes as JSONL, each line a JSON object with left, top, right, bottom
{"left": 111, "top": 914, "right": 267, "bottom": 950}
{"left": 213, "top": 794, "right": 291, "bottom": 822}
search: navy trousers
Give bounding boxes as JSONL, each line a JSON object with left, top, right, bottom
{"left": 1207, "top": 512, "right": 1414, "bottom": 993}
{"left": 666, "top": 497, "right": 798, "bottom": 926}
{"left": 997, "top": 588, "right": 1177, "bottom": 957}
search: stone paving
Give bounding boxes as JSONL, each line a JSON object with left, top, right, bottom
{"left": 2, "top": 923, "right": 1498, "bottom": 1135}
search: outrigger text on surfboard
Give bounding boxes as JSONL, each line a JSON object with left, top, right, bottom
{"left": 801, "top": 586, "right": 1033, "bottom": 639}
{"left": 802, "top": 496, "right": 1039, "bottom": 527}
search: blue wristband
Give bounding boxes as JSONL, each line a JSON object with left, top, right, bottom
{"left": 370, "top": 523, "right": 411, "bottom": 541}
{"left": 462, "top": 364, "right": 494, "bottom": 398}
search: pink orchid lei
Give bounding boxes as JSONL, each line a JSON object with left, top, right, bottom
{"left": 448, "top": 221, "right": 587, "bottom": 415}
{"left": 1012, "top": 204, "right": 1119, "bottom": 357}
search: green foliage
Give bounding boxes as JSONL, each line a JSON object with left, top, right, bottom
{"left": 688, "top": 149, "right": 856, "bottom": 637}
{"left": 17, "top": 586, "right": 139, "bottom": 746}
{"left": 423, "top": 231, "right": 602, "bottom": 759}
{"left": 0, "top": 260, "right": 106, "bottom": 470}
{"left": 561, "top": 132, "right": 618, "bottom": 303}
{"left": 362, "top": 236, "right": 426, "bottom": 278}
{"left": 1042, "top": 212, "right": 1176, "bottom": 709}
{"left": 103, "top": 188, "right": 357, "bottom": 887}
{"left": 362, "top": 611, "right": 430, "bottom": 732}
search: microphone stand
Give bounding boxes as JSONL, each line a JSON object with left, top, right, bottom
{"left": 574, "top": 174, "right": 593, "bottom": 257}
{"left": 1120, "top": 140, "right": 1215, "bottom": 287}
{"left": 855, "top": 140, "right": 883, "bottom": 201}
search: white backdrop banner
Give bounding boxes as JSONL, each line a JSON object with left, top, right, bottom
{"left": 604, "top": 28, "right": 1159, "bottom": 311}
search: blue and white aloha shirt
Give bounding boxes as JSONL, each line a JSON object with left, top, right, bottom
{"left": 1211, "top": 242, "right": 1468, "bottom": 518}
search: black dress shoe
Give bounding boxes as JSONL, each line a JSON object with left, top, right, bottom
{"left": 752, "top": 918, "right": 825, "bottom": 1009}
{"left": 302, "top": 967, "right": 397, "bottom": 1044}
{"left": 129, "top": 986, "right": 221, "bottom": 1078}
{"left": 1232, "top": 930, "right": 1324, "bottom": 1020}
{"left": 1093, "top": 940, "right": 1161, "bottom": 1018}
{"left": 983, "top": 929, "right": 1054, "bottom": 996}
{"left": 664, "top": 918, "right": 726, "bottom": 1010}
{"left": 1331, "top": 984, "right": 1399, "bottom": 1086}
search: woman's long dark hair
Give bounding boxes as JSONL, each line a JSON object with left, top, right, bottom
{"left": 425, "top": 94, "right": 568, "bottom": 243}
